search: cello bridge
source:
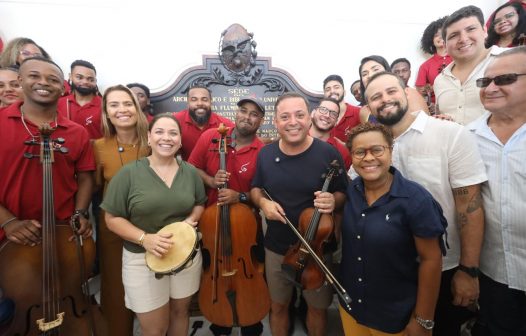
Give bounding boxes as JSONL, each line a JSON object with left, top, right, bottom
{"left": 36, "top": 312, "right": 65, "bottom": 331}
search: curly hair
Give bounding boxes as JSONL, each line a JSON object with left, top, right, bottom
{"left": 420, "top": 16, "right": 448, "bottom": 54}
{"left": 346, "top": 122, "right": 393, "bottom": 152}
{"left": 486, "top": 2, "right": 526, "bottom": 48}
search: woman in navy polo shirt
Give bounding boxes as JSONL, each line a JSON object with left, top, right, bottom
{"left": 340, "top": 123, "right": 446, "bottom": 336}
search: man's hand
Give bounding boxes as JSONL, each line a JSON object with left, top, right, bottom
{"left": 213, "top": 169, "right": 230, "bottom": 189}
{"left": 4, "top": 219, "right": 41, "bottom": 246}
{"left": 314, "top": 191, "right": 335, "bottom": 213}
{"left": 217, "top": 188, "right": 239, "bottom": 206}
{"left": 451, "top": 270, "right": 479, "bottom": 307}
{"left": 259, "top": 198, "right": 286, "bottom": 224}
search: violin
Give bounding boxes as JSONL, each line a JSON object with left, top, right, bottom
{"left": 198, "top": 124, "right": 270, "bottom": 327}
{"left": 0, "top": 124, "right": 102, "bottom": 335}
{"left": 262, "top": 188, "right": 352, "bottom": 310}
{"left": 281, "top": 160, "right": 339, "bottom": 290}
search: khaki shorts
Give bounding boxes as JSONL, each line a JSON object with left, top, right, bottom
{"left": 122, "top": 248, "right": 202, "bottom": 313}
{"left": 265, "top": 248, "right": 333, "bottom": 309}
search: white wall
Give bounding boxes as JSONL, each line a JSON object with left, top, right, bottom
{"left": 0, "top": 0, "right": 502, "bottom": 105}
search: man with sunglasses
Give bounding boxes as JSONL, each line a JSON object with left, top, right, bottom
{"left": 364, "top": 71, "right": 487, "bottom": 336}
{"left": 469, "top": 46, "right": 526, "bottom": 336}
{"left": 434, "top": 5, "right": 506, "bottom": 125}
{"left": 309, "top": 98, "right": 351, "bottom": 170}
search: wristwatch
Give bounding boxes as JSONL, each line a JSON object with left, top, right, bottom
{"left": 238, "top": 192, "right": 248, "bottom": 204}
{"left": 415, "top": 316, "right": 435, "bottom": 330}
{"left": 458, "top": 264, "right": 479, "bottom": 278}
{"left": 73, "top": 209, "right": 90, "bottom": 220}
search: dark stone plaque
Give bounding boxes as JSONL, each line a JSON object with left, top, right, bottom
{"left": 150, "top": 24, "right": 322, "bottom": 140}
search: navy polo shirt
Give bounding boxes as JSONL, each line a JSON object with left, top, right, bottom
{"left": 340, "top": 167, "right": 446, "bottom": 333}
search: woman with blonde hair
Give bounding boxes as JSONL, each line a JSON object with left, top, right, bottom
{"left": 94, "top": 84, "right": 149, "bottom": 335}
{"left": 0, "top": 37, "right": 50, "bottom": 67}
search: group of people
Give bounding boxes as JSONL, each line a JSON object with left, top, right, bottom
{"left": 0, "top": 3, "right": 525, "bottom": 336}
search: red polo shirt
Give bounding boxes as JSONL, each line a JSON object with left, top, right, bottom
{"left": 188, "top": 127, "right": 264, "bottom": 206}
{"left": 0, "top": 101, "right": 95, "bottom": 226}
{"left": 330, "top": 103, "right": 360, "bottom": 143}
{"left": 327, "top": 136, "right": 352, "bottom": 170}
{"left": 57, "top": 94, "right": 103, "bottom": 139}
{"left": 173, "top": 109, "right": 234, "bottom": 161}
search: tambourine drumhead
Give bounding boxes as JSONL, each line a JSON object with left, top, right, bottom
{"left": 145, "top": 222, "right": 198, "bottom": 274}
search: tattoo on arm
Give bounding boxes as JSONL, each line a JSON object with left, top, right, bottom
{"left": 466, "top": 192, "right": 482, "bottom": 214}
{"left": 456, "top": 212, "right": 468, "bottom": 229}
{"left": 453, "top": 187, "right": 469, "bottom": 196}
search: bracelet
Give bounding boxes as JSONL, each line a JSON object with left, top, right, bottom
{"left": 1, "top": 216, "right": 17, "bottom": 229}
{"left": 138, "top": 232, "right": 146, "bottom": 247}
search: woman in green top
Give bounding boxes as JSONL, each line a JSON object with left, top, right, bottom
{"left": 102, "top": 113, "right": 207, "bottom": 336}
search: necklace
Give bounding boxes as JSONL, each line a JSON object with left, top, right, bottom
{"left": 115, "top": 137, "right": 140, "bottom": 166}
{"left": 20, "top": 108, "right": 57, "bottom": 141}
{"left": 150, "top": 159, "right": 177, "bottom": 184}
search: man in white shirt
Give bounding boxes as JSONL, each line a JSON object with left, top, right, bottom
{"left": 364, "top": 71, "right": 487, "bottom": 336}
{"left": 434, "top": 5, "right": 505, "bottom": 125}
{"left": 469, "top": 46, "right": 526, "bottom": 336}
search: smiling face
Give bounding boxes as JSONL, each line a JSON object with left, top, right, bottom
{"left": 19, "top": 59, "right": 64, "bottom": 106}
{"left": 274, "top": 96, "right": 311, "bottom": 147}
{"left": 323, "top": 80, "right": 345, "bottom": 103}
{"left": 493, "top": 6, "right": 519, "bottom": 36}
{"left": 235, "top": 101, "right": 264, "bottom": 136}
{"left": 480, "top": 53, "right": 526, "bottom": 115}
{"left": 351, "top": 130, "right": 392, "bottom": 183}
{"left": 445, "top": 16, "right": 487, "bottom": 63}
{"left": 311, "top": 99, "right": 339, "bottom": 132}
{"left": 105, "top": 90, "right": 139, "bottom": 130}
{"left": 188, "top": 87, "right": 212, "bottom": 126}
{"left": 0, "top": 69, "right": 23, "bottom": 106}
{"left": 361, "top": 60, "right": 386, "bottom": 87}
{"left": 148, "top": 116, "right": 182, "bottom": 158}
{"left": 365, "top": 74, "right": 409, "bottom": 126}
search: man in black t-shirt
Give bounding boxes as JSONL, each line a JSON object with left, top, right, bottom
{"left": 251, "top": 92, "right": 347, "bottom": 336}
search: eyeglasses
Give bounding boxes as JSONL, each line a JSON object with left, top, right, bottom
{"left": 476, "top": 73, "right": 526, "bottom": 88}
{"left": 493, "top": 11, "right": 517, "bottom": 26}
{"left": 19, "top": 50, "right": 43, "bottom": 58}
{"left": 351, "top": 145, "right": 391, "bottom": 160}
{"left": 316, "top": 106, "right": 339, "bottom": 119}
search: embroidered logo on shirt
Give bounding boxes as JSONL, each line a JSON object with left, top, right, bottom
{"left": 85, "top": 115, "right": 93, "bottom": 126}
{"left": 385, "top": 214, "right": 390, "bottom": 221}
{"left": 239, "top": 162, "right": 250, "bottom": 173}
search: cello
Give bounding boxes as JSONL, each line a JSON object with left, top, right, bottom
{"left": 198, "top": 124, "right": 270, "bottom": 327}
{"left": 281, "top": 160, "right": 338, "bottom": 290}
{"left": 0, "top": 124, "right": 102, "bottom": 335}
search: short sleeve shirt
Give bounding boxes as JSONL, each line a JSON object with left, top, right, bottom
{"left": 330, "top": 103, "right": 360, "bottom": 142}
{"left": 173, "top": 110, "right": 234, "bottom": 161}
{"left": 188, "top": 127, "right": 264, "bottom": 206}
{"left": 251, "top": 138, "right": 348, "bottom": 255}
{"left": 57, "top": 94, "right": 103, "bottom": 139}
{"left": 0, "top": 101, "right": 95, "bottom": 222}
{"left": 341, "top": 167, "right": 446, "bottom": 333}
{"left": 100, "top": 158, "right": 207, "bottom": 253}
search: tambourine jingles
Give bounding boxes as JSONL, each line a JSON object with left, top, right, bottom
{"left": 145, "top": 222, "right": 199, "bottom": 276}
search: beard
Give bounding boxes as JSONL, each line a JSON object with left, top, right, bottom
{"left": 189, "top": 107, "right": 211, "bottom": 126}
{"left": 312, "top": 117, "right": 333, "bottom": 132}
{"left": 375, "top": 101, "right": 408, "bottom": 126}
{"left": 71, "top": 82, "right": 97, "bottom": 96}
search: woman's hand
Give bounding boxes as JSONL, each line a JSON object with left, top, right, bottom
{"left": 143, "top": 232, "right": 173, "bottom": 257}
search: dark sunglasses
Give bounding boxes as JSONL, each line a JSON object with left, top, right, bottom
{"left": 476, "top": 73, "right": 526, "bottom": 88}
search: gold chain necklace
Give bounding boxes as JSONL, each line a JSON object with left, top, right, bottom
{"left": 20, "top": 108, "right": 57, "bottom": 141}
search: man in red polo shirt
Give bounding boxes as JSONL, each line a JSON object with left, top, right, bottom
{"left": 174, "top": 85, "right": 234, "bottom": 160}
{"left": 57, "top": 59, "right": 102, "bottom": 140}
{"left": 0, "top": 57, "right": 95, "bottom": 245}
{"left": 309, "top": 97, "right": 351, "bottom": 170}
{"left": 323, "top": 75, "right": 360, "bottom": 143}
{"left": 188, "top": 97, "right": 267, "bottom": 336}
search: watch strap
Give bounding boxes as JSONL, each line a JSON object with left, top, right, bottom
{"left": 458, "top": 264, "right": 479, "bottom": 278}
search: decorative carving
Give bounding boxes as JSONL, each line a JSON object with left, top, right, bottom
{"left": 219, "top": 24, "right": 257, "bottom": 75}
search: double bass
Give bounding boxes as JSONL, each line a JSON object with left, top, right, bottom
{"left": 198, "top": 124, "right": 270, "bottom": 327}
{"left": 0, "top": 124, "right": 102, "bottom": 335}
